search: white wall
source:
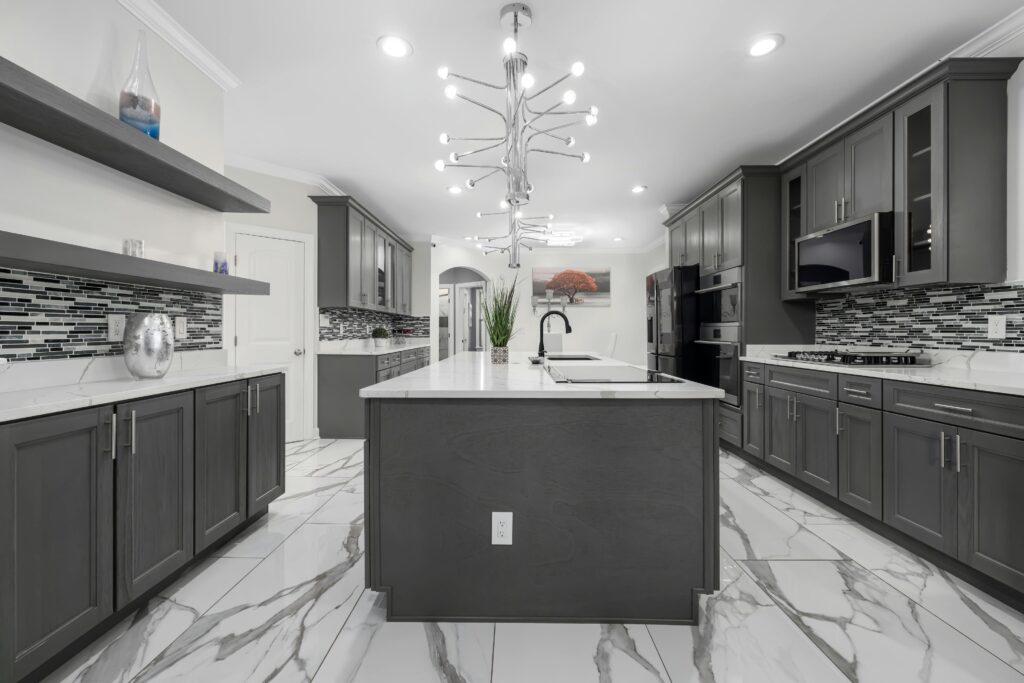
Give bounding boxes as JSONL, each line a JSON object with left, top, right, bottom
{"left": 429, "top": 241, "right": 660, "bottom": 366}
{"left": 0, "top": 0, "right": 226, "bottom": 267}
{"left": 225, "top": 167, "right": 321, "bottom": 236}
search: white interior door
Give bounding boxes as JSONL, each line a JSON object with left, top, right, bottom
{"left": 234, "top": 232, "right": 306, "bottom": 441}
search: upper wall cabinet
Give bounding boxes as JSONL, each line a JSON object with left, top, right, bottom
{"left": 313, "top": 196, "right": 414, "bottom": 313}
{"left": 781, "top": 58, "right": 1021, "bottom": 296}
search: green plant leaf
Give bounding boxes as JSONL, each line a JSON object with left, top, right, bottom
{"left": 482, "top": 276, "right": 519, "bottom": 348}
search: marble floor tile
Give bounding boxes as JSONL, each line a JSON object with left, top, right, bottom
{"left": 648, "top": 553, "right": 845, "bottom": 683}
{"left": 290, "top": 440, "right": 363, "bottom": 479}
{"left": 44, "top": 557, "right": 259, "bottom": 683}
{"left": 718, "top": 449, "right": 748, "bottom": 480}
{"left": 308, "top": 490, "right": 365, "bottom": 526}
{"left": 134, "top": 523, "right": 365, "bottom": 682}
{"left": 313, "top": 590, "right": 494, "bottom": 683}
{"left": 491, "top": 622, "right": 670, "bottom": 683}
{"left": 285, "top": 439, "right": 342, "bottom": 470}
{"left": 744, "top": 559, "right": 1024, "bottom": 682}
{"left": 719, "top": 479, "right": 845, "bottom": 561}
{"left": 810, "top": 523, "right": 1024, "bottom": 675}
{"left": 727, "top": 458, "right": 849, "bottom": 525}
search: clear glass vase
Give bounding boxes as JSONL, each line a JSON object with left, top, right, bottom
{"left": 119, "top": 30, "right": 161, "bottom": 139}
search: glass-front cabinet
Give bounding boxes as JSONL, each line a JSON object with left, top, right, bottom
{"left": 894, "top": 84, "right": 945, "bottom": 287}
{"left": 375, "top": 231, "right": 387, "bottom": 308}
{"left": 780, "top": 164, "right": 806, "bottom": 300}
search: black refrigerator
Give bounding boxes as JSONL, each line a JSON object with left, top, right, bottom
{"left": 646, "top": 266, "right": 705, "bottom": 383}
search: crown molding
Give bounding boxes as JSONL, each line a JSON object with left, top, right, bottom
{"left": 226, "top": 154, "right": 346, "bottom": 196}
{"left": 117, "top": 0, "right": 241, "bottom": 91}
{"left": 949, "top": 7, "right": 1024, "bottom": 57}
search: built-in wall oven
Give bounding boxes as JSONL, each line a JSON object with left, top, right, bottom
{"left": 695, "top": 324, "right": 740, "bottom": 406}
{"left": 696, "top": 267, "right": 741, "bottom": 324}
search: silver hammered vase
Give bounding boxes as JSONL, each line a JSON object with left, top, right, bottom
{"left": 123, "top": 312, "right": 174, "bottom": 379}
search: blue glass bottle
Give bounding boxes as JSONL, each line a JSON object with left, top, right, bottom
{"left": 119, "top": 31, "right": 161, "bottom": 139}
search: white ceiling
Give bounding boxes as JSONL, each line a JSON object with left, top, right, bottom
{"left": 161, "top": 0, "right": 1022, "bottom": 250}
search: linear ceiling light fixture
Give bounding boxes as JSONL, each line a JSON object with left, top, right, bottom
{"left": 434, "top": 2, "right": 598, "bottom": 267}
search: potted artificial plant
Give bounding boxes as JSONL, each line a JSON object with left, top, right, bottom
{"left": 371, "top": 326, "right": 390, "bottom": 348}
{"left": 483, "top": 277, "right": 518, "bottom": 364}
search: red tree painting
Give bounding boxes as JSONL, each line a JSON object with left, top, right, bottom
{"left": 546, "top": 269, "right": 598, "bottom": 304}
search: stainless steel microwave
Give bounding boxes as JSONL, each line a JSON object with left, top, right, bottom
{"left": 795, "top": 213, "right": 894, "bottom": 293}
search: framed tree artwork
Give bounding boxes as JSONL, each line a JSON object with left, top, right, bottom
{"left": 531, "top": 266, "right": 611, "bottom": 307}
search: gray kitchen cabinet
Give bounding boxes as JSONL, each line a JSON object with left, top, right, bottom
{"left": 883, "top": 412, "right": 958, "bottom": 556}
{"left": 248, "top": 374, "right": 286, "bottom": 514}
{"left": 957, "top": 429, "right": 1024, "bottom": 592}
{"left": 0, "top": 407, "right": 114, "bottom": 681}
{"left": 195, "top": 381, "right": 248, "bottom": 553}
{"left": 780, "top": 164, "right": 806, "bottom": 300}
{"left": 314, "top": 196, "right": 414, "bottom": 312}
{"left": 806, "top": 141, "right": 845, "bottom": 232}
{"left": 115, "top": 392, "right": 194, "bottom": 609}
{"left": 699, "top": 197, "right": 721, "bottom": 275}
{"left": 719, "top": 403, "right": 742, "bottom": 448}
{"left": 395, "top": 247, "right": 413, "bottom": 315}
{"left": 742, "top": 380, "right": 765, "bottom": 460}
{"left": 683, "top": 213, "right": 701, "bottom": 266}
{"left": 794, "top": 393, "right": 838, "bottom": 496}
{"left": 668, "top": 220, "right": 685, "bottom": 267}
{"left": 837, "top": 403, "right": 883, "bottom": 519}
{"left": 718, "top": 180, "right": 743, "bottom": 270}
{"left": 844, "top": 114, "right": 893, "bottom": 219}
{"left": 765, "top": 387, "right": 797, "bottom": 474}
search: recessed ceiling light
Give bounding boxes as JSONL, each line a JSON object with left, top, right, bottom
{"left": 377, "top": 35, "right": 412, "bottom": 58}
{"left": 613, "top": 237, "right": 623, "bottom": 242}
{"left": 447, "top": 185, "right": 462, "bottom": 195}
{"left": 749, "top": 34, "right": 783, "bottom": 57}
{"left": 631, "top": 185, "right": 647, "bottom": 194}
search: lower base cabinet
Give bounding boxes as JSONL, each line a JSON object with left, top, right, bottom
{"left": 195, "top": 382, "right": 248, "bottom": 553}
{"left": 719, "top": 403, "right": 742, "bottom": 447}
{"left": 793, "top": 393, "right": 838, "bottom": 496}
{"left": 248, "top": 375, "right": 286, "bottom": 514}
{"left": 837, "top": 403, "right": 883, "bottom": 519}
{"left": 765, "top": 387, "right": 797, "bottom": 474}
{"left": 0, "top": 408, "right": 115, "bottom": 682}
{"left": 741, "top": 381, "right": 765, "bottom": 459}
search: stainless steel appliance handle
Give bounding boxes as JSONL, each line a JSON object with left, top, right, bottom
{"left": 131, "top": 410, "right": 136, "bottom": 456}
{"left": 694, "top": 340, "right": 735, "bottom": 346}
{"left": 695, "top": 281, "right": 741, "bottom": 295}
{"left": 955, "top": 434, "right": 962, "bottom": 473}
{"left": 940, "top": 431, "right": 947, "bottom": 468}
{"left": 935, "top": 403, "right": 973, "bottom": 415}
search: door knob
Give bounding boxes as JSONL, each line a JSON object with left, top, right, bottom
{"left": 294, "top": 349, "right": 304, "bottom": 356}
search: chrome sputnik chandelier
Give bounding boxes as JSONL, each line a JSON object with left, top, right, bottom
{"left": 434, "top": 3, "right": 597, "bottom": 268}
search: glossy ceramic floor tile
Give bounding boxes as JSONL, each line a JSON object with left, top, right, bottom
{"left": 289, "top": 440, "right": 363, "bottom": 478}
{"left": 308, "top": 489, "right": 364, "bottom": 526}
{"left": 728, "top": 458, "right": 850, "bottom": 525}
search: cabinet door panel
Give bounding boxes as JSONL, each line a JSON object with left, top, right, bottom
{"left": 780, "top": 165, "right": 806, "bottom": 300}
{"left": 360, "top": 220, "right": 376, "bottom": 308}
{"left": 719, "top": 181, "right": 743, "bottom": 270}
{"left": 794, "top": 394, "right": 838, "bottom": 496}
{"left": 0, "top": 408, "right": 114, "bottom": 680}
{"left": 883, "top": 413, "right": 957, "bottom": 556}
{"left": 845, "top": 114, "right": 893, "bottom": 218}
{"left": 683, "top": 213, "right": 702, "bottom": 267}
{"left": 700, "top": 199, "right": 721, "bottom": 275}
{"left": 765, "top": 388, "right": 796, "bottom": 474}
{"left": 195, "top": 381, "right": 248, "bottom": 553}
{"left": 742, "top": 381, "right": 764, "bottom": 460}
{"left": 669, "top": 222, "right": 685, "bottom": 267}
{"left": 347, "top": 209, "right": 364, "bottom": 307}
{"left": 806, "top": 142, "right": 845, "bottom": 232}
{"left": 116, "top": 392, "right": 194, "bottom": 608}
{"left": 838, "top": 404, "right": 883, "bottom": 519}
{"left": 957, "top": 429, "right": 1024, "bottom": 592}
{"left": 249, "top": 374, "right": 286, "bottom": 513}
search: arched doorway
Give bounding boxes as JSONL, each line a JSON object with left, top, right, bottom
{"left": 438, "top": 267, "right": 490, "bottom": 360}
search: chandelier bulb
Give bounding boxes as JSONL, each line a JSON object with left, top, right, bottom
{"left": 520, "top": 73, "right": 535, "bottom": 89}
{"left": 502, "top": 37, "right": 517, "bottom": 55}
{"left": 437, "top": 66, "right": 450, "bottom": 80}
{"left": 571, "top": 61, "right": 585, "bottom": 77}
{"left": 499, "top": 199, "right": 510, "bottom": 209}
{"left": 434, "top": 159, "right": 445, "bottom": 172}
{"left": 585, "top": 114, "right": 598, "bottom": 127}
{"left": 589, "top": 106, "right": 599, "bottom": 116}
{"left": 514, "top": 210, "right": 523, "bottom": 218}
{"left": 562, "top": 90, "right": 577, "bottom": 105}
{"left": 582, "top": 152, "right": 592, "bottom": 164}
{"left": 439, "top": 133, "right": 450, "bottom": 145}
{"left": 449, "top": 152, "right": 459, "bottom": 163}
{"left": 465, "top": 179, "right": 476, "bottom": 189}
{"left": 566, "top": 136, "right": 576, "bottom": 147}
{"left": 526, "top": 183, "right": 534, "bottom": 193}
{"left": 444, "top": 84, "right": 458, "bottom": 99}
{"left": 475, "top": 212, "right": 483, "bottom": 218}
{"left": 548, "top": 214, "right": 555, "bottom": 220}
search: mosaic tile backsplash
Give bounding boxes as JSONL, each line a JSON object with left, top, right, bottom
{"left": 816, "top": 282, "right": 1024, "bottom": 351}
{"left": 319, "top": 307, "right": 429, "bottom": 341}
{"left": 0, "top": 268, "right": 222, "bottom": 362}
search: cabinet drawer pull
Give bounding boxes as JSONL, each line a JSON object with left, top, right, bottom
{"left": 935, "top": 403, "right": 974, "bottom": 415}
{"left": 773, "top": 379, "right": 817, "bottom": 392}
{"left": 844, "top": 387, "right": 870, "bottom": 395}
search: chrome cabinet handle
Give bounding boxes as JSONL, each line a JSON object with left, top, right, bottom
{"left": 840, "top": 197, "right": 846, "bottom": 221}
{"left": 786, "top": 395, "right": 792, "bottom": 421}
{"left": 247, "top": 385, "right": 253, "bottom": 416}
{"left": 793, "top": 398, "right": 800, "bottom": 422}
{"left": 110, "top": 412, "right": 117, "bottom": 460}
{"left": 935, "top": 403, "right": 973, "bottom": 415}
{"left": 836, "top": 406, "right": 842, "bottom": 435}
{"left": 256, "top": 383, "right": 261, "bottom": 414}
{"left": 940, "top": 431, "right": 947, "bottom": 468}
{"left": 955, "top": 433, "right": 962, "bottom": 473}
{"left": 130, "top": 410, "right": 136, "bottom": 456}
{"left": 844, "top": 388, "right": 870, "bottom": 395}
{"left": 756, "top": 386, "right": 762, "bottom": 409}
{"left": 892, "top": 255, "right": 900, "bottom": 284}
{"left": 834, "top": 200, "right": 839, "bottom": 223}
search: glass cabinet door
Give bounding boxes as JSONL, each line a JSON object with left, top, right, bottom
{"left": 780, "top": 165, "right": 805, "bottom": 300}
{"left": 375, "top": 231, "right": 386, "bottom": 308}
{"left": 386, "top": 242, "right": 396, "bottom": 312}
{"left": 894, "top": 84, "right": 945, "bottom": 286}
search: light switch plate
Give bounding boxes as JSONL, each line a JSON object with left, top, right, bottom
{"left": 107, "top": 314, "right": 126, "bottom": 342}
{"left": 491, "top": 511, "right": 513, "bottom": 545}
{"left": 174, "top": 316, "right": 188, "bottom": 340}
{"left": 988, "top": 315, "right": 1007, "bottom": 340}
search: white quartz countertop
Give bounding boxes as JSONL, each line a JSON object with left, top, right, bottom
{"left": 360, "top": 351, "right": 725, "bottom": 400}
{"left": 741, "top": 352, "right": 1024, "bottom": 398}
{"left": 0, "top": 362, "right": 287, "bottom": 424}
{"left": 318, "top": 339, "right": 430, "bottom": 356}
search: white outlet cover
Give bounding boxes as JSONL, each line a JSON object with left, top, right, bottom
{"left": 988, "top": 315, "right": 1007, "bottom": 340}
{"left": 175, "top": 316, "right": 188, "bottom": 340}
{"left": 107, "top": 314, "right": 126, "bottom": 342}
{"left": 491, "top": 511, "right": 513, "bottom": 545}
{"left": 319, "top": 313, "right": 330, "bottom": 327}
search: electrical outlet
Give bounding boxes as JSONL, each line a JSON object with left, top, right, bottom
{"left": 988, "top": 315, "right": 1007, "bottom": 340}
{"left": 319, "top": 313, "right": 330, "bottom": 327}
{"left": 107, "top": 314, "right": 126, "bottom": 342}
{"left": 174, "top": 316, "right": 188, "bottom": 340}
{"left": 491, "top": 511, "right": 513, "bottom": 545}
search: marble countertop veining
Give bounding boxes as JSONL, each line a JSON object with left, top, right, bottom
{"left": 0, "top": 361, "right": 288, "bottom": 424}
{"left": 741, "top": 345, "right": 1024, "bottom": 397}
{"left": 318, "top": 339, "right": 431, "bottom": 356}
{"left": 359, "top": 351, "right": 725, "bottom": 400}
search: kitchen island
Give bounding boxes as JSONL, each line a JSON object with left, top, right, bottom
{"left": 359, "top": 351, "right": 723, "bottom": 624}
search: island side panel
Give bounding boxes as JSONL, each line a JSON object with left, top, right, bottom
{"left": 365, "top": 397, "right": 715, "bottom": 624}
